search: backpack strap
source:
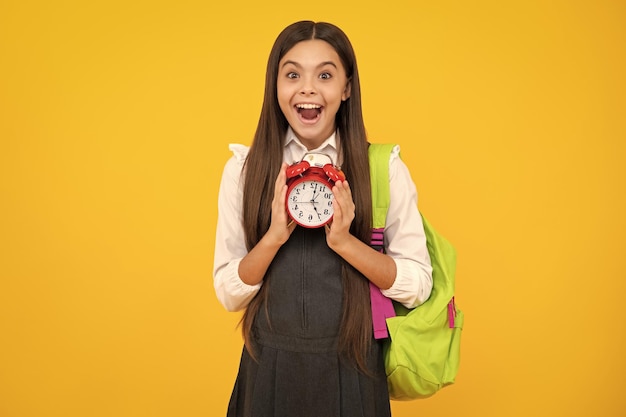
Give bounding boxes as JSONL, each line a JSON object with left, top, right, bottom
{"left": 369, "top": 143, "right": 396, "bottom": 229}
{"left": 368, "top": 144, "right": 460, "bottom": 341}
{"left": 368, "top": 143, "right": 399, "bottom": 339}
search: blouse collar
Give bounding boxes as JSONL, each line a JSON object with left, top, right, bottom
{"left": 284, "top": 127, "right": 339, "bottom": 154}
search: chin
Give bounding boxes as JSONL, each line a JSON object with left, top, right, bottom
{"left": 296, "top": 128, "right": 333, "bottom": 143}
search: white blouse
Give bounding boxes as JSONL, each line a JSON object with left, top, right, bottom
{"left": 213, "top": 128, "right": 433, "bottom": 312}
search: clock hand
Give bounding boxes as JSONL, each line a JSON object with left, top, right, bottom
{"left": 312, "top": 205, "right": 322, "bottom": 220}
{"left": 310, "top": 183, "right": 318, "bottom": 203}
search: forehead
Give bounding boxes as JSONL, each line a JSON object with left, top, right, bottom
{"left": 279, "top": 39, "right": 343, "bottom": 69}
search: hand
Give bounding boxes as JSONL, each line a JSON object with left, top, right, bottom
{"left": 265, "top": 163, "right": 297, "bottom": 246}
{"left": 325, "top": 180, "right": 355, "bottom": 250}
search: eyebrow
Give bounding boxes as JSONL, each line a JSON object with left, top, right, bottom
{"left": 281, "top": 60, "right": 338, "bottom": 69}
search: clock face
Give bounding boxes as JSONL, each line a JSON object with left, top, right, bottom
{"left": 286, "top": 178, "right": 334, "bottom": 228}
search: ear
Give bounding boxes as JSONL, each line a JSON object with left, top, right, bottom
{"left": 342, "top": 79, "right": 352, "bottom": 101}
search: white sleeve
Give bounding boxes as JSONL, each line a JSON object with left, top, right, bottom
{"left": 213, "top": 145, "right": 262, "bottom": 312}
{"left": 379, "top": 146, "right": 433, "bottom": 308}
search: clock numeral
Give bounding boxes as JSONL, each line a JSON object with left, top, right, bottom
{"left": 324, "top": 209, "right": 329, "bottom": 215}
{"left": 324, "top": 193, "right": 332, "bottom": 199}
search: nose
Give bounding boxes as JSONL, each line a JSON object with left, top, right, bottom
{"left": 299, "top": 76, "right": 316, "bottom": 95}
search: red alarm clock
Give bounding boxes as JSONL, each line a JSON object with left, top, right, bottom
{"left": 285, "top": 153, "right": 345, "bottom": 228}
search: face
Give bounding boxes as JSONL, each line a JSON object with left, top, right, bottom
{"left": 277, "top": 39, "right": 351, "bottom": 149}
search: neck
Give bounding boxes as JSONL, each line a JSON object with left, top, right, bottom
{"left": 293, "top": 129, "right": 335, "bottom": 151}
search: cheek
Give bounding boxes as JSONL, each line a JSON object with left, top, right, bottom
{"left": 324, "top": 89, "right": 345, "bottom": 112}
{"left": 327, "top": 84, "right": 346, "bottom": 102}
{"left": 277, "top": 82, "right": 293, "bottom": 106}
{"left": 276, "top": 91, "right": 290, "bottom": 115}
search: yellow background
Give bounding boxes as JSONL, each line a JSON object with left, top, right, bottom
{"left": 1, "top": 1, "right": 625, "bottom": 416}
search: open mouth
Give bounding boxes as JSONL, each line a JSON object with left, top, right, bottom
{"left": 296, "top": 103, "right": 322, "bottom": 122}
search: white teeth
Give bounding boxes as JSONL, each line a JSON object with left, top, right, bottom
{"left": 296, "top": 103, "right": 321, "bottom": 109}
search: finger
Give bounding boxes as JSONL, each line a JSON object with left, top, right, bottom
{"left": 279, "top": 183, "right": 288, "bottom": 202}
{"left": 333, "top": 183, "right": 350, "bottom": 210}
{"left": 335, "top": 180, "right": 350, "bottom": 200}
{"left": 337, "top": 180, "right": 352, "bottom": 202}
{"left": 332, "top": 184, "right": 354, "bottom": 230}
{"left": 288, "top": 219, "right": 297, "bottom": 234}
{"left": 274, "top": 163, "right": 288, "bottom": 198}
{"left": 332, "top": 182, "right": 343, "bottom": 202}
{"left": 331, "top": 195, "right": 342, "bottom": 224}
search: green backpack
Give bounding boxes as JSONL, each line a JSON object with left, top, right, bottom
{"left": 368, "top": 143, "right": 464, "bottom": 400}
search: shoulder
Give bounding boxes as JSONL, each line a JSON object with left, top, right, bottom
{"left": 369, "top": 142, "right": 402, "bottom": 166}
{"left": 220, "top": 144, "right": 250, "bottom": 185}
{"left": 374, "top": 143, "right": 411, "bottom": 182}
{"left": 228, "top": 143, "right": 249, "bottom": 163}
{"left": 224, "top": 143, "right": 249, "bottom": 170}
{"left": 389, "top": 144, "right": 401, "bottom": 163}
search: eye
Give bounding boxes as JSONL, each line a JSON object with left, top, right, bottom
{"left": 319, "top": 72, "right": 332, "bottom": 80}
{"left": 286, "top": 72, "right": 299, "bottom": 79}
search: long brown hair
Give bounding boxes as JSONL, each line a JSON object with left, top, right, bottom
{"left": 241, "top": 21, "right": 373, "bottom": 371}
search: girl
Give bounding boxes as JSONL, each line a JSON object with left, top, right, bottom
{"left": 213, "top": 21, "right": 433, "bottom": 417}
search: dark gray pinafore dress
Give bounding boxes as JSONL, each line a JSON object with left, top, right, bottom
{"left": 227, "top": 227, "right": 391, "bottom": 417}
